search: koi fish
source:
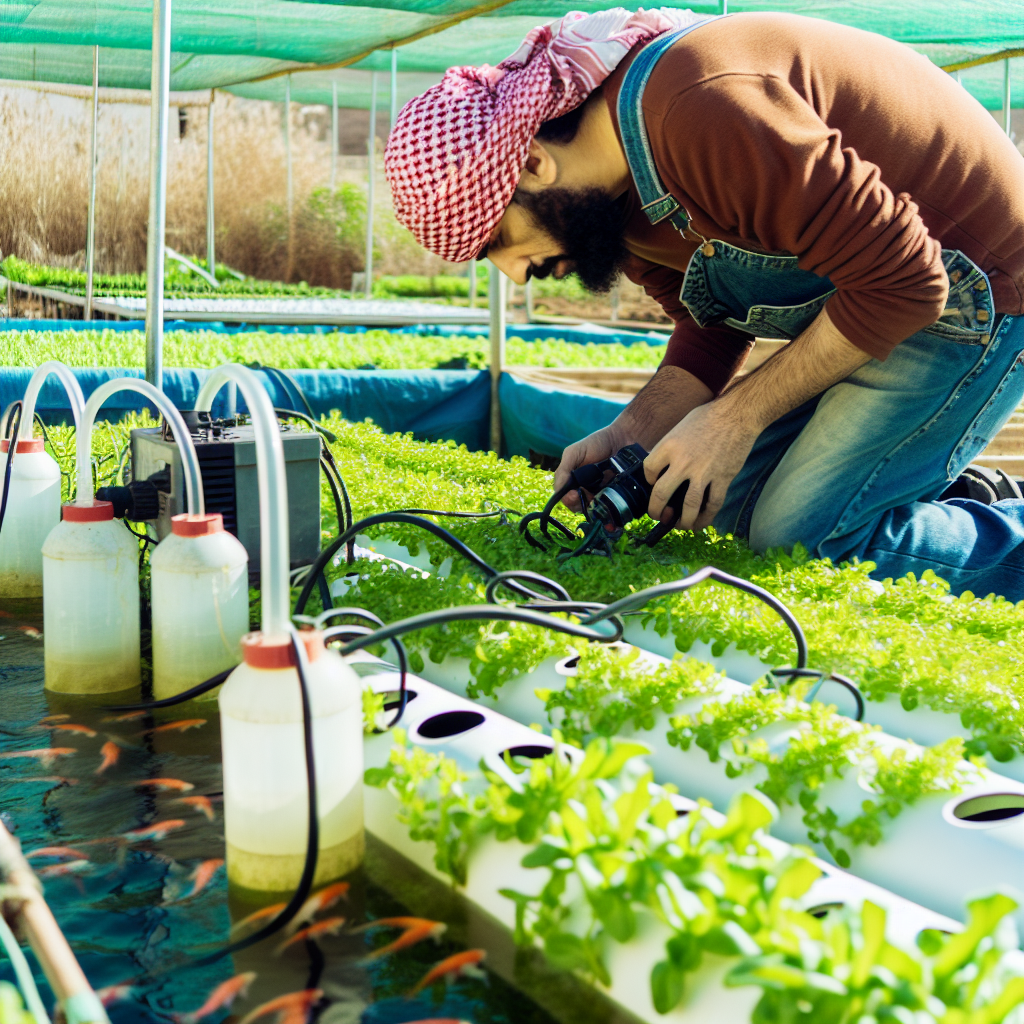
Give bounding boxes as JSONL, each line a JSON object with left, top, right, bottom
{"left": 284, "top": 882, "right": 350, "bottom": 934}
{"left": 102, "top": 711, "right": 147, "bottom": 723}
{"left": 146, "top": 719, "right": 206, "bottom": 735}
{"left": 137, "top": 778, "right": 194, "bottom": 793}
{"left": 174, "top": 971, "right": 256, "bottom": 1024}
{"left": 237, "top": 989, "right": 322, "bottom": 1024}
{"left": 18, "top": 626, "right": 41, "bottom": 639}
{"left": 37, "top": 715, "right": 70, "bottom": 725}
{"left": 120, "top": 819, "right": 186, "bottom": 843}
{"left": 173, "top": 795, "right": 214, "bottom": 821}
{"left": 37, "top": 859, "right": 91, "bottom": 879}
{"left": 274, "top": 917, "right": 346, "bottom": 955}
{"left": 183, "top": 858, "right": 223, "bottom": 900}
{"left": 95, "top": 741, "right": 120, "bottom": 775}
{"left": 52, "top": 724, "right": 97, "bottom": 738}
{"left": 409, "top": 950, "right": 487, "bottom": 996}
{"left": 229, "top": 901, "right": 287, "bottom": 937}
{"left": 25, "top": 846, "right": 88, "bottom": 861}
{"left": 95, "top": 984, "right": 133, "bottom": 1007}
{"left": 0, "top": 748, "right": 76, "bottom": 766}
{"left": 359, "top": 918, "right": 447, "bottom": 962}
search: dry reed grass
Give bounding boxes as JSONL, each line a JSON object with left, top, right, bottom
{"left": 0, "top": 88, "right": 452, "bottom": 287}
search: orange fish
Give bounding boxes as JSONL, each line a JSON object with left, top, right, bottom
{"left": 121, "top": 819, "right": 186, "bottom": 843}
{"left": 18, "top": 626, "right": 41, "bottom": 639}
{"left": 274, "top": 917, "right": 346, "bottom": 955}
{"left": 358, "top": 918, "right": 447, "bottom": 962}
{"left": 237, "top": 989, "right": 322, "bottom": 1024}
{"left": 174, "top": 971, "right": 256, "bottom": 1024}
{"left": 95, "top": 741, "right": 120, "bottom": 775}
{"left": 409, "top": 950, "right": 487, "bottom": 996}
{"left": 0, "top": 748, "right": 76, "bottom": 767}
{"left": 182, "top": 858, "right": 223, "bottom": 900}
{"left": 37, "top": 859, "right": 91, "bottom": 879}
{"left": 37, "top": 714, "right": 70, "bottom": 725}
{"left": 137, "top": 778, "right": 194, "bottom": 793}
{"left": 96, "top": 984, "right": 133, "bottom": 1007}
{"left": 102, "top": 711, "right": 147, "bottom": 723}
{"left": 25, "top": 846, "right": 88, "bottom": 861}
{"left": 173, "top": 795, "right": 214, "bottom": 821}
{"left": 52, "top": 724, "right": 97, "bottom": 738}
{"left": 229, "top": 901, "right": 287, "bottom": 938}
{"left": 147, "top": 719, "right": 206, "bottom": 735}
{"left": 285, "top": 882, "right": 350, "bottom": 935}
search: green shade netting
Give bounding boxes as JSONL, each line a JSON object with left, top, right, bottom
{"left": 0, "top": 1, "right": 1019, "bottom": 108}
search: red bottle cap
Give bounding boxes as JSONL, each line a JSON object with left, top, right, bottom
{"left": 1, "top": 438, "right": 44, "bottom": 454}
{"left": 241, "top": 630, "right": 324, "bottom": 669}
{"left": 62, "top": 501, "right": 114, "bottom": 523}
{"left": 171, "top": 513, "right": 224, "bottom": 537}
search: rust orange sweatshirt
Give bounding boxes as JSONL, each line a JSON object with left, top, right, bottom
{"left": 603, "top": 13, "right": 1024, "bottom": 394}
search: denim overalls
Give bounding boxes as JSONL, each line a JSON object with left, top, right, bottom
{"left": 617, "top": 21, "right": 1024, "bottom": 598}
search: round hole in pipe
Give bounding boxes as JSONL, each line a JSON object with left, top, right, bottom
{"left": 806, "top": 902, "right": 845, "bottom": 920}
{"left": 500, "top": 744, "right": 555, "bottom": 761}
{"left": 951, "top": 793, "right": 1024, "bottom": 823}
{"left": 415, "top": 710, "right": 486, "bottom": 739}
{"left": 382, "top": 690, "right": 418, "bottom": 712}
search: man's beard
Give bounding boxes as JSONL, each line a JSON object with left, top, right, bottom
{"left": 513, "top": 187, "right": 628, "bottom": 293}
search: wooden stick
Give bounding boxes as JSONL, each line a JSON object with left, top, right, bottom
{"left": 0, "top": 822, "right": 108, "bottom": 1023}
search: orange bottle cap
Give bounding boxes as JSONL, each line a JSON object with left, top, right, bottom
{"left": 1, "top": 438, "right": 44, "bottom": 454}
{"left": 240, "top": 630, "right": 324, "bottom": 669}
{"left": 62, "top": 501, "right": 114, "bottom": 523}
{"left": 171, "top": 513, "right": 224, "bottom": 537}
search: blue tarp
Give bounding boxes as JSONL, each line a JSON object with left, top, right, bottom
{"left": 0, "top": 318, "right": 667, "bottom": 347}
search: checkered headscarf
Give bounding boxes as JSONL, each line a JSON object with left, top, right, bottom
{"left": 385, "top": 7, "right": 704, "bottom": 262}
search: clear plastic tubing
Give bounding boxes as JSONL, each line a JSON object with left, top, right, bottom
{"left": 18, "top": 360, "right": 86, "bottom": 442}
{"left": 76, "top": 378, "right": 204, "bottom": 516}
{"left": 194, "top": 364, "right": 287, "bottom": 636}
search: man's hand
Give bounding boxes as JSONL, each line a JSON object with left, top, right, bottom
{"left": 554, "top": 423, "right": 628, "bottom": 512}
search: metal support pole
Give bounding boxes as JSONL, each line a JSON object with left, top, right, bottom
{"left": 84, "top": 45, "right": 99, "bottom": 321}
{"left": 1004, "top": 58, "right": 1012, "bottom": 137}
{"left": 718, "top": 0, "right": 727, "bottom": 13}
{"left": 284, "top": 75, "right": 294, "bottom": 282}
{"left": 468, "top": 258, "right": 477, "bottom": 308}
{"left": 331, "top": 80, "right": 338, "bottom": 190}
{"left": 489, "top": 263, "right": 506, "bottom": 454}
{"left": 390, "top": 47, "right": 399, "bottom": 128}
{"left": 145, "top": 0, "right": 171, "bottom": 389}
{"left": 365, "top": 71, "right": 377, "bottom": 299}
{"left": 206, "top": 92, "right": 215, "bottom": 276}
{"left": 526, "top": 278, "right": 535, "bottom": 321}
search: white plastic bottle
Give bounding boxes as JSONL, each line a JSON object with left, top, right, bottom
{"left": 150, "top": 513, "right": 249, "bottom": 700}
{"left": 0, "top": 438, "right": 61, "bottom": 599}
{"left": 41, "top": 501, "right": 140, "bottom": 694}
{"left": 219, "top": 630, "right": 365, "bottom": 895}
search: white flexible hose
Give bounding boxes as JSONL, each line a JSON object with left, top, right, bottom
{"left": 76, "top": 378, "right": 204, "bottom": 516}
{"left": 0, "top": 911, "right": 51, "bottom": 1024}
{"left": 194, "top": 364, "right": 290, "bottom": 638}
{"left": 17, "top": 362, "right": 86, "bottom": 439}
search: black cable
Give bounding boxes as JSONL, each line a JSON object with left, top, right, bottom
{"left": 390, "top": 507, "right": 520, "bottom": 520}
{"left": 770, "top": 667, "right": 865, "bottom": 722}
{"left": 519, "top": 485, "right": 577, "bottom": 550}
{"left": 0, "top": 403, "right": 23, "bottom": 537}
{"left": 484, "top": 570, "right": 571, "bottom": 604}
{"left": 273, "top": 407, "right": 337, "bottom": 445}
{"left": 579, "top": 565, "right": 809, "bottom": 671}
{"left": 103, "top": 668, "right": 234, "bottom": 711}
{"left": 316, "top": 570, "right": 334, "bottom": 612}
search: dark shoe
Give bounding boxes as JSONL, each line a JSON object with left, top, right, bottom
{"left": 940, "top": 465, "right": 1024, "bottom": 504}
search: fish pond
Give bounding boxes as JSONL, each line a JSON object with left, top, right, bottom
{"left": 0, "top": 605, "right": 603, "bottom": 1024}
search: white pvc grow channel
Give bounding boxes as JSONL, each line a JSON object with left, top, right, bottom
{"left": 358, "top": 653, "right": 959, "bottom": 1024}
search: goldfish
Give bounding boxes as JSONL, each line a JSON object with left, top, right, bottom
{"left": 18, "top": 626, "right": 41, "bottom": 639}
{"left": 285, "top": 882, "right": 350, "bottom": 934}
{"left": 174, "top": 795, "right": 214, "bottom": 821}
{"left": 25, "top": 846, "right": 88, "bottom": 861}
{"left": 0, "top": 748, "right": 76, "bottom": 767}
{"left": 182, "top": 858, "right": 223, "bottom": 900}
{"left": 358, "top": 918, "right": 447, "bottom": 962}
{"left": 120, "top": 819, "right": 186, "bottom": 843}
{"left": 52, "top": 724, "right": 97, "bottom": 738}
{"left": 37, "top": 859, "right": 91, "bottom": 879}
{"left": 229, "top": 901, "right": 287, "bottom": 937}
{"left": 95, "top": 984, "right": 133, "bottom": 1007}
{"left": 274, "top": 917, "right": 346, "bottom": 955}
{"left": 137, "top": 778, "right": 194, "bottom": 793}
{"left": 146, "top": 719, "right": 206, "bottom": 735}
{"left": 409, "top": 950, "right": 487, "bottom": 996}
{"left": 37, "top": 715, "right": 70, "bottom": 725}
{"left": 102, "top": 711, "right": 146, "bottom": 723}
{"left": 95, "top": 741, "right": 120, "bottom": 775}
{"left": 174, "top": 972, "right": 256, "bottom": 1024}
{"left": 237, "top": 989, "right": 322, "bottom": 1024}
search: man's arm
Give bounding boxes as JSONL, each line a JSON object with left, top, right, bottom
{"left": 644, "top": 307, "right": 870, "bottom": 529}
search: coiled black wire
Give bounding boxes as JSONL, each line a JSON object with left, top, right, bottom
{"left": 0, "top": 403, "right": 22, "bottom": 537}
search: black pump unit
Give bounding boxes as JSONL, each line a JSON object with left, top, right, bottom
{"left": 97, "top": 413, "right": 321, "bottom": 574}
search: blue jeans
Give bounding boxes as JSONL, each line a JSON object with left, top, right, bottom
{"left": 713, "top": 313, "right": 1024, "bottom": 599}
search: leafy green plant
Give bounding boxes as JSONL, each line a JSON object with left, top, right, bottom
{"left": 0, "top": 983, "right": 33, "bottom": 1024}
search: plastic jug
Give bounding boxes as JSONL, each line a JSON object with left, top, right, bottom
{"left": 150, "top": 513, "right": 249, "bottom": 700}
{"left": 42, "top": 501, "right": 140, "bottom": 694}
{"left": 219, "top": 630, "right": 364, "bottom": 895}
{"left": 0, "top": 438, "right": 61, "bottom": 599}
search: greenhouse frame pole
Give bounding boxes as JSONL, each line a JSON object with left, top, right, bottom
{"left": 331, "top": 81, "right": 338, "bottom": 189}
{"left": 489, "top": 263, "right": 506, "bottom": 453}
{"left": 206, "top": 92, "right": 215, "bottom": 276}
{"left": 84, "top": 45, "right": 99, "bottom": 322}
{"left": 468, "top": 258, "right": 477, "bottom": 307}
{"left": 146, "top": 0, "right": 171, "bottom": 389}
{"left": 365, "top": 71, "right": 377, "bottom": 299}
{"left": 390, "top": 48, "right": 398, "bottom": 127}
{"left": 1004, "top": 58, "right": 1012, "bottom": 136}
{"left": 285, "top": 75, "right": 294, "bottom": 281}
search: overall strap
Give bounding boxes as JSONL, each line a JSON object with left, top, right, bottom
{"left": 617, "top": 17, "right": 722, "bottom": 233}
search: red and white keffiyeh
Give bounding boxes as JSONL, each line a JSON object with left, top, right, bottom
{"left": 385, "top": 7, "right": 703, "bottom": 263}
